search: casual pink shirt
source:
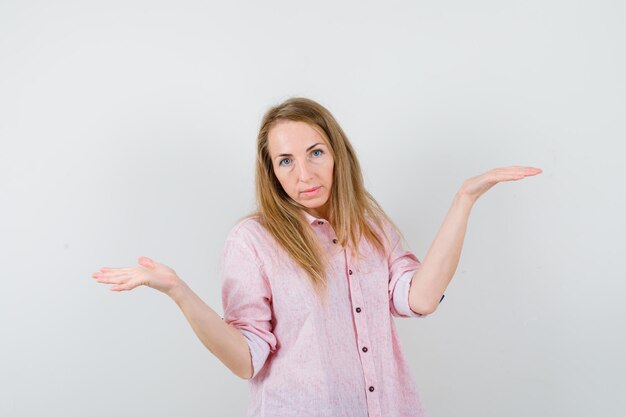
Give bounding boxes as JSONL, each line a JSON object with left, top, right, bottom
{"left": 221, "top": 210, "right": 441, "bottom": 417}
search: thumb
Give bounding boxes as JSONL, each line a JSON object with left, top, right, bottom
{"left": 138, "top": 256, "right": 156, "bottom": 269}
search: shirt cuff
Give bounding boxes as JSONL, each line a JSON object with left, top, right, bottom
{"left": 239, "top": 329, "right": 271, "bottom": 379}
{"left": 392, "top": 271, "right": 425, "bottom": 318}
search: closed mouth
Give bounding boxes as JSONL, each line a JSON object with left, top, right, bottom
{"left": 301, "top": 186, "right": 320, "bottom": 193}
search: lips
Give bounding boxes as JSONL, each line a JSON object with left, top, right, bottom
{"left": 301, "top": 186, "right": 320, "bottom": 193}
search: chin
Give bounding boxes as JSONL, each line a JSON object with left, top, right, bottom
{"left": 303, "top": 198, "right": 328, "bottom": 208}
{"left": 302, "top": 199, "right": 330, "bottom": 214}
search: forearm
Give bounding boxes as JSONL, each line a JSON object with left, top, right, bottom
{"left": 409, "top": 192, "right": 474, "bottom": 314}
{"left": 168, "top": 281, "right": 253, "bottom": 379}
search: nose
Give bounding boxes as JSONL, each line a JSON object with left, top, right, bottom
{"left": 297, "top": 160, "right": 314, "bottom": 182}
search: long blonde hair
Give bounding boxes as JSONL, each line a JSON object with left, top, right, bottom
{"left": 247, "top": 97, "right": 400, "bottom": 302}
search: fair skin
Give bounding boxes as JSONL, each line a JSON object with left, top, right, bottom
{"left": 267, "top": 120, "right": 335, "bottom": 220}
{"left": 407, "top": 166, "right": 542, "bottom": 315}
{"left": 91, "top": 120, "right": 542, "bottom": 374}
{"left": 92, "top": 258, "right": 255, "bottom": 379}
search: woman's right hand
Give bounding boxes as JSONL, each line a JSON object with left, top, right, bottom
{"left": 92, "top": 256, "right": 182, "bottom": 296}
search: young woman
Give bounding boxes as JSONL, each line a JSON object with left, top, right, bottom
{"left": 92, "top": 97, "right": 542, "bottom": 416}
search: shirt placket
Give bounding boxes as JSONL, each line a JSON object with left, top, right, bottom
{"left": 344, "top": 248, "right": 383, "bottom": 417}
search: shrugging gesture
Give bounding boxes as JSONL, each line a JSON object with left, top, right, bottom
{"left": 408, "top": 165, "right": 542, "bottom": 315}
{"left": 90, "top": 94, "right": 546, "bottom": 415}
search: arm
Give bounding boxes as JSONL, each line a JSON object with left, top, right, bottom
{"left": 169, "top": 282, "right": 254, "bottom": 379}
{"left": 408, "top": 193, "right": 472, "bottom": 315}
{"left": 409, "top": 165, "right": 542, "bottom": 315}
{"left": 92, "top": 257, "right": 253, "bottom": 380}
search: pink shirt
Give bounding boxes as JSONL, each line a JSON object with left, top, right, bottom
{"left": 221, "top": 210, "right": 442, "bottom": 417}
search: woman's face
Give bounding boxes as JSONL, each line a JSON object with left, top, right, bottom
{"left": 268, "top": 120, "right": 334, "bottom": 220}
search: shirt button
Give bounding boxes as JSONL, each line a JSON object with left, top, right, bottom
{"left": 369, "top": 386, "right": 375, "bottom": 392}
{"left": 332, "top": 238, "right": 337, "bottom": 244}
{"left": 348, "top": 269, "right": 353, "bottom": 275}
{"left": 362, "top": 347, "right": 368, "bottom": 352}
{"left": 317, "top": 221, "right": 324, "bottom": 225}
{"left": 355, "top": 307, "right": 361, "bottom": 313}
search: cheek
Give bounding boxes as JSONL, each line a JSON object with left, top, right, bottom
{"left": 326, "top": 163, "right": 334, "bottom": 184}
{"left": 275, "top": 172, "right": 296, "bottom": 195}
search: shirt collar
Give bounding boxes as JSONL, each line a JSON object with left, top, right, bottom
{"left": 301, "top": 209, "right": 323, "bottom": 226}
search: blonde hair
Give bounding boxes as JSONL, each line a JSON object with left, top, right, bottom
{"left": 247, "top": 97, "right": 400, "bottom": 303}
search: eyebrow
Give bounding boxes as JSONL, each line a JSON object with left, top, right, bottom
{"left": 274, "top": 143, "right": 325, "bottom": 159}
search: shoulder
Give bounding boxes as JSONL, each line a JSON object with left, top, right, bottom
{"left": 224, "top": 215, "right": 277, "bottom": 262}
{"left": 226, "top": 215, "right": 268, "bottom": 245}
{"left": 365, "top": 213, "right": 400, "bottom": 240}
{"left": 227, "top": 214, "right": 260, "bottom": 237}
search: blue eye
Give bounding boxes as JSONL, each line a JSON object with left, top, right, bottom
{"left": 312, "top": 149, "right": 323, "bottom": 157}
{"left": 279, "top": 158, "right": 291, "bottom": 167}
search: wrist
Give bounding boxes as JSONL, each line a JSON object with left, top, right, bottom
{"left": 454, "top": 191, "right": 475, "bottom": 210}
{"left": 166, "top": 278, "right": 189, "bottom": 303}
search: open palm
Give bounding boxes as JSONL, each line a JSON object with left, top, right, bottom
{"left": 459, "top": 165, "right": 542, "bottom": 203}
{"left": 92, "top": 256, "right": 181, "bottom": 295}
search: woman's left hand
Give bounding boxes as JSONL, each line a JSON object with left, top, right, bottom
{"left": 459, "top": 165, "right": 542, "bottom": 204}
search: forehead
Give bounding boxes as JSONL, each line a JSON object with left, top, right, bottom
{"left": 268, "top": 120, "right": 328, "bottom": 152}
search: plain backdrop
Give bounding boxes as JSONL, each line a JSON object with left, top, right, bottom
{"left": 1, "top": 1, "right": 625, "bottom": 416}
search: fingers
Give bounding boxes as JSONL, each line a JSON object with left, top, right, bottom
{"left": 92, "top": 257, "right": 161, "bottom": 292}
{"left": 92, "top": 267, "right": 142, "bottom": 292}
{"left": 524, "top": 167, "right": 542, "bottom": 176}
{"left": 92, "top": 273, "right": 129, "bottom": 285}
{"left": 93, "top": 269, "right": 130, "bottom": 280}
{"left": 93, "top": 273, "right": 142, "bottom": 292}
{"left": 99, "top": 266, "right": 132, "bottom": 273}
{"left": 138, "top": 256, "right": 155, "bottom": 269}
{"left": 511, "top": 166, "right": 542, "bottom": 175}
{"left": 490, "top": 166, "right": 542, "bottom": 182}
{"left": 109, "top": 280, "right": 141, "bottom": 292}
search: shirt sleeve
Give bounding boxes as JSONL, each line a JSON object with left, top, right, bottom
{"left": 239, "top": 329, "right": 271, "bottom": 379}
{"left": 392, "top": 270, "right": 425, "bottom": 318}
{"left": 384, "top": 218, "right": 444, "bottom": 318}
{"left": 392, "top": 271, "right": 447, "bottom": 318}
{"left": 221, "top": 229, "right": 277, "bottom": 378}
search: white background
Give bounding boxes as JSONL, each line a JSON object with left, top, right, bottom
{"left": 1, "top": 1, "right": 625, "bottom": 416}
